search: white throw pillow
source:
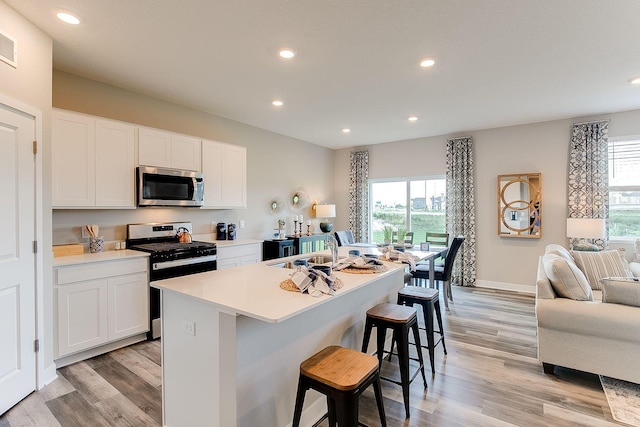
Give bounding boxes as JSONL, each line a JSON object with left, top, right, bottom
{"left": 601, "top": 277, "right": 640, "bottom": 307}
{"left": 571, "top": 249, "right": 633, "bottom": 290}
{"left": 542, "top": 254, "right": 594, "bottom": 301}
{"left": 545, "top": 244, "right": 573, "bottom": 262}
{"left": 635, "top": 238, "right": 640, "bottom": 263}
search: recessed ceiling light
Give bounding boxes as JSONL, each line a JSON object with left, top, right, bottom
{"left": 419, "top": 58, "right": 436, "bottom": 68}
{"left": 272, "top": 100, "right": 284, "bottom": 107}
{"left": 278, "top": 49, "right": 296, "bottom": 59}
{"left": 408, "top": 116, "right": 418, "bottom": 122}
{"left": 342, "top": 128, "right": 351, "bottom": 134}
{"left": 57, "top": 12, "right": 80, "bottom": 25}
{"left": 629, "top": 76, "right": 640, "bottom": 85}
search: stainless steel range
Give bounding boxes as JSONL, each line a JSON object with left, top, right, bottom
{"left": 126, "top": 222, "right": 217, "bottom": 339}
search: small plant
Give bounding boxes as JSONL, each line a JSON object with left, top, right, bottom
{"left": 383, "top": 225, "right": 393, "bottom": 243}
{"left": 397, "top": 226, "right": 407, "bottom": 242}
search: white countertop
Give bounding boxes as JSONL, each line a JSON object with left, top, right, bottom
{"left": 152, "top": 246, "right": 439, "bottom": 324}
{"left": 53, "top": 249, "right": 149, "bottom": 267}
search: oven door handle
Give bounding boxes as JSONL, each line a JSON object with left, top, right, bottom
{"left": 152, "top": 255, "right": 217, "bottom": 271}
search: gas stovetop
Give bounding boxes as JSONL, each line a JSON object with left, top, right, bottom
{"left": 130, "top": 241, "right": 216, "bottom": 254}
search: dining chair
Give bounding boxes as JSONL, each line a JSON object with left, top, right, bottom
{"left": 410, "top": 235, "right": 465, "bottom": 309}
{"left": 425, "top": 232, "right": 449, "bottom": 247}
{"left": 334, "top": 230, "right": 355, "bottom": 247}
{"left": 392, "top": 231, "right": 414, "bottom": 246}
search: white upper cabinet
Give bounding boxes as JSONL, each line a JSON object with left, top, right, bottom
{"left": 139, "top": 127, "right": 201, "bottom": 172}
{"left": 52, "top": 110, "right": 95, "bottom": 207}
{"left": 52, "top": 110, "right": 136, "bottom": 209}
{"left": 95, "top": 119, "right": 136, "bottom": 207}
{"left": 202, "top": 140, "right": 247, "bottom": 208}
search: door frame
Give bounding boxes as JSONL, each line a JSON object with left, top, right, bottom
{"left": 0, "top": 93, "right": 47, "bottom": 389}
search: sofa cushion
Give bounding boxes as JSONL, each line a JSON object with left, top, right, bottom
{"left": 542, "top": 254, "right": 593, "bottom": 301}
{"left": 635, "top": 238, "right": 640, "bottom": 263}
{"left": 545, "top": 244, "right": 573, "bottom": 262}
{"left": 601, "top": 277, "right": 640, "bottom": 307}
{"left": 571, "top": 250, "right": 632, "bottom": 290}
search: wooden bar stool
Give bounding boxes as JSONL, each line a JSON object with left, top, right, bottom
{"left": 361, "top": 303, "right": 427, "bottom": 418}
{"left": 397, "top": 286, "right": 447, "bottom": 374}
{"left": 292, "top": 345, "right": 386, "bottom": 427}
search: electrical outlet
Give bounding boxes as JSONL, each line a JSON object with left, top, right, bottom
{"left": 81, "top": 226, "right": 89, "bottom": 239}
{"left": 239, "top": 220, "right": 245, "bottom": 229}
{"left": 182, "top": 318, "right": 196, "bottom": 336}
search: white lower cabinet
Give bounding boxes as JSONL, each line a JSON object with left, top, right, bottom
{"left": 217, "top": 243, "right": 262, "bottom": 270}
{"left": 55, "top": 258, "right": 149, "bottom": 359}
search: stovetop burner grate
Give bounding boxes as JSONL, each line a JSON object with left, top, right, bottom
{"left": 130, "top": 241, "right": 216, "bottom": 253}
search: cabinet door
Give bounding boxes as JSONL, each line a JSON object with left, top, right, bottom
{"left": 108, "top": 272, "right": 149, "bottom": 340}
{"left": 138, "top": 127, "right": 171, "bottom": 168}
{"left": 56, "top": 279, "right": 108, "bottom": 357}
{"left": 52, "top": 110, "right": 96, "bottom": 207}
{"left": 217, "top": 258, "right": 240, "bottom": 270}
{"left": 95, "top": 119, "right": 136, "bottom": 208}
{"left": 221, "top": 145, "right": 247, "bottom": 208}
{"left": 171, "top": 134, "right": 201, "bottom": 171}
{"left": 201, "top": 140, "right": 224, "bottom": 207}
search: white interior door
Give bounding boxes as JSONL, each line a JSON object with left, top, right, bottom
{"left": 0, "top": 105, "right": 36, "bottom": 415}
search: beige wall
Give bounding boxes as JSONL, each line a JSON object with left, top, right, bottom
{"left": 334, "top": 109, "right": 640, "bottom": 293}
{"left": 52, "top": 71, "right": 335, "bottom": 243}
{"left": 1, "top": 0, "right": 54, "bottom": 382}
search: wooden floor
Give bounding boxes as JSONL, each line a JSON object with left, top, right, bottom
{"left": 0, "top": 287, "right": 624, "bottom": 426}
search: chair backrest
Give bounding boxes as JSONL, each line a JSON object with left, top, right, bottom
{"left": 426, "top": 232, "right": 449, "bottom": 247}
{"left": 441, "top": 235, "right": 465, "bottom": 281}
{"left": 334, "top": 230, "right": 355, "bottom": 246}
{"left": 392, "top": 231, "right": 414, "bottom": 245}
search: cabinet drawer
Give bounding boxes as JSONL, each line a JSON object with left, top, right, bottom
{"left": 56, "top": 258, "right": 148, "bottom": 285}
{"left": 217, "top": 244, "right": 261, "bottom": 260}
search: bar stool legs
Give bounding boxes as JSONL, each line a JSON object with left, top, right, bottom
{"left": 396, "top": 286, "right": 447, "bottom": 375}
{"left": 361, "top": 303, "right": 427, "bottom": 419}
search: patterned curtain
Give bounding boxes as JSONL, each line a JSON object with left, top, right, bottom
{"left": 446, "top": 137, "right": 477, "bottom": 287}
{"left": 568, "top": 121, "right": 609, "bottom": 250}
{"left": 349, "top": 151, "right": 369, "bottom": 242}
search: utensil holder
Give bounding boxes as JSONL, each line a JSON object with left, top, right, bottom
{"left": 89, "top": 237, "right": 104, "bottom": 253}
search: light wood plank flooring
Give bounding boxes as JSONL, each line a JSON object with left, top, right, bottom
{"left": 0, "top": 288, "right": 623, "bottom": 426}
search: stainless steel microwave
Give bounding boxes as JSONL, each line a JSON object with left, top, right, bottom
{"left": 137, "top": 166, "right": 204, "bottom": 207}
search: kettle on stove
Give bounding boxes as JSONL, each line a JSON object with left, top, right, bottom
{"left": 177, "top": 227, "right": 193, "bottom": 243}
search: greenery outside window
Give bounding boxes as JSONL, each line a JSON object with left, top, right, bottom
{"left": 370, "top": 177, "right": 446, "bottom": 243}
{"left": 609, "top": 139, "right": 640, "bottom": 239}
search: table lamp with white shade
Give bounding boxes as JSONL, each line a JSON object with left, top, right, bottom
{"left": 315, "top": 204, "right": 336, "bottom": 232}
{"left": 566, "top": 218, "right": 606, "bottom": 250}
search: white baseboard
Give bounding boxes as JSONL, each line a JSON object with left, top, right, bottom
{"left": 53, "top": 333, "right": 148, "bottom": 368}
{"left": 474, "top": 279, "right": 535, "bottom": 295}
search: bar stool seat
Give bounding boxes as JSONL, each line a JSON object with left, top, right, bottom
{"left": 361, "top": 303, "right": 427, "bottom": 418}
{"left": 292, "top": 345, "right": 386, "bottom": 427}
{"left": 397, "top": 286, "right": 447, "bottom": 374}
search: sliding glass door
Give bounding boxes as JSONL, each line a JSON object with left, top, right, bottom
{"left": 370, "top": 177, "right": 446, "bottom": 244}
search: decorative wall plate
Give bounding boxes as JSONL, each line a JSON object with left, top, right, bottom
{"left": 269, "top": 197, "right": 284, "bottom": 214}
{"left": 289, "top": 187, "right": 310, "bottom": 211}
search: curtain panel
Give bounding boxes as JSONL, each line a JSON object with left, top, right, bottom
{"left": 349, "top": 150, "right": 369, "bottom": 242}
{"left": 568, "top": 121, "right": 609, "bottom": 250}
{"left": 446, "top": 137, "right": 477, "bottom": 287}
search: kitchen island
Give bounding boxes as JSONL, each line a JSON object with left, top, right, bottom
{"left": 153, "top": 246, "right": 434, "bottom": 427}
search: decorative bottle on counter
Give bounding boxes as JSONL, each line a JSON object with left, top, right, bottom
{"left": 227, "top": 223, "right": 236, "bottom": 240}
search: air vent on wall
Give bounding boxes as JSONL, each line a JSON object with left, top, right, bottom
{"left": 0, "top": 31, "right": 17, "bottom": 68}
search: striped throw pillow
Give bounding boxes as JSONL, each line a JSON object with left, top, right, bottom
{"left": 571, "top": 250, "right": 633, "bottom": 290}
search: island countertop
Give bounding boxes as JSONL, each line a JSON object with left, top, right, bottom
{"left": 151, "top": 246, "right": 415, "bottom": 323}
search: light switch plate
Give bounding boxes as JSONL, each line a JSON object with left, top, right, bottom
{"left": 182, "top": 318, "right": 196, "bottom": 336}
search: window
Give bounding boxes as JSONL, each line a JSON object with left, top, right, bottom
{"left": 370, "top": 177, "right": 446, "bottom": 243}
{"left": 609, "top": 139, "right": 640, "bottom": 239}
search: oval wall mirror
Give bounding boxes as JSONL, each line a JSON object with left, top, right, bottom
{"left": 498, "top": 173, "right": 541, "bottom": 238}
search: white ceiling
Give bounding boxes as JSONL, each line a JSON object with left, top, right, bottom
{"left": 6, "top": 0, "right": 640, "bottom": 149}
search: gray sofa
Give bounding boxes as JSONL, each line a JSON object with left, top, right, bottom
{"left": 536, "top": 244, "right": 640, "bottom": 383}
